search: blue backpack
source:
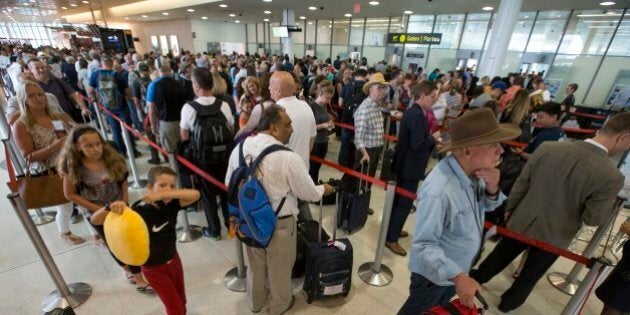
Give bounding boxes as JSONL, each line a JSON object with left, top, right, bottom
{"left": 227, "top": 140, "right": 290, "bottom": 248}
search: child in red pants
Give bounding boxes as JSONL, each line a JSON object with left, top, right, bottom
{"left": 92, "top": 166, "right": 200, "bottom": 315}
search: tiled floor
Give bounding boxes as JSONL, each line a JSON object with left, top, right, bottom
{"left": 0, "top": 136, "right": 626, "bottom": 315}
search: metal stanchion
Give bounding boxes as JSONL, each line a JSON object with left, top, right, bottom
{"left": 93, "top": 103, "right": 108, "bottom": 141}
{"left": 358, "top": 181, "right": 396, "bottom": 286}
{"left": 7, "top": 193, "right": 91, "bottom": 312}
{"left": 1, "top": 138, "right": 55, "bottom": 225}
{"left": 120, "top": 120, "right": 147, "bottom": 189}
{"left": 168, "top": 152, "right": 202, "bottom": 242}
{"left": 548, "top": 196, "right": 625, "bottom": 295}
{"left": 560, "top": 257, "right": 612, "bottom": 315}
{"left": 224, "top": 239, "right": 248, "bottom": 292}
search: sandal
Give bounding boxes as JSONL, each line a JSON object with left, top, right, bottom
{"left": 61, "top": 232, "right": 86, "bottom": 245}
{"left": 136, "top": 285, "right": 155, "bottom": 294}
{"left": 125, "top": 273, "right": 137, "bottom": 285}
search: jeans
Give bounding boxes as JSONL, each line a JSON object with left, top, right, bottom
{"left": 338, "top": 129, "right": 355, "bottom": 167}
{"left": 309, "top": 142, "right": 328, "bottom": 183}
{"left": 104, "top": 105, "right": 136, "bottom": 155}
{"left": 386, "top": 179, "right": 419, "bottom": 243}
{"left": 398, "top": 273, "right": 456, "bottom": 315}
{"left": 127, "top": 99, "right": 144, "bottom": 132}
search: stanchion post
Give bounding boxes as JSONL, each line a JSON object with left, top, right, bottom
{"left": 358, "top": 181, "right": 396, "bottom": 286}
{"left": 548, "top": 196, "right": 625, "bottom": 295}
{"left": 560, "top": 257, "right": 612, "bottom": 315}
{"left": 92, "top": 103, "right": 108, "bottom": 141}
{"left": 120, "top": 120, "right": 147, "bottom": 189}
{"left": 224, "top": 238, "right": 248, "bottom": 292}
{"left": 7, "top": 193, "right": 92, "bottom": 312}
{"left": 167, "top": 152, "right": 202, "bottom": 242}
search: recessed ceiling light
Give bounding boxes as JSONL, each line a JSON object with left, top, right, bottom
{"left": 124, "top": 17, "right": 129, "bottom": 20}
{"left": 264, "top": 10, "right": 271, "bottom": 14}
{"left": 369, "top": 1, "right": 379, "bottom": 5}
{"left": 70, "top": 3, "right": 77, "bottom": 7}
{"left": 263, "top": 18, "right": 269, "bottom": 22}
{"left": 162, "top": 12, "right": 169, "bottom": 15}
{"left": 81, "top": 0, "right": 89, "bottom": 3}
{"left": 344, "top": 13, "right": 352, "bottom": 17}
{"left": 599, "top": 1, "right": 615, "bottom": 5}
{"left": 235, "top": 20, "right": 240, "bottom": 23}
{"left": 141, "top": 15, "right": 148, "bottom": 18}
{"left": 263, "top": 0, "right": 272, "bottom": 2}
{"left": 219, "top": 4, "right": 228, "bottom": 7}
{"left": 308, "top": 6, "right": 317, "bottom": 11}
{"left": 202, "top": 16, "right": 208, "bottom": 19}
{"left": 187, "top": 9, "right": 195, "bottom": 12}
{"left": 229, "top": 13, "right": 236, "bottom": 17}
{"left": 299, "top": 16, "right": 306, "bottom": 20}
{"left": 482, "top": 6, "right": 493, "bottom": 11}
{"left": 308, "top": 21, "right": 313, "bottom": 24}
{"left": 61, "top": 6, "right": 67, "bottom": 9}
{"left": 403, "top": 10, "right": 413, "bottom": 14}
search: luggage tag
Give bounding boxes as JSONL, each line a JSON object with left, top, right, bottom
{"left": 327, "top": 240, "right": 346, "bottom": 251}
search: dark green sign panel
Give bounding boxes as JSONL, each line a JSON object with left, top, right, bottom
{"left": 387, "top": 33, "right": 442, "bottom": 45}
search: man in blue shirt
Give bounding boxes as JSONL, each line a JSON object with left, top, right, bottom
{"left": 399, "top": 108, "right": 521, "bottom": 314}
{"left": 518, "top": 102, "right": 565, "bottom": 160}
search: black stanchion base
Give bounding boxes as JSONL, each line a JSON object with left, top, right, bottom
{"left": 41, "top": 282, "right": 92, "bottom": 312}
{"left": 224, "top": 266, "right": 248, "bottom": 292}
{"left": 548, "top": 272, "right": 581, "bottom": 296}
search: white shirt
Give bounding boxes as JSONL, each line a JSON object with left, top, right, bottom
{"left": 585, "top": 138, "right": 608, "bottom": 154}
{"left": 225, "top": 133, "right": 324, "bottom": 218}
{"left": 276, "top": 96, "right": 317, "bottom": 168}
{"left": 87, "top": 59, "right": 100, "bottom": 75}
{"left": 179, "top": 96, "right": 234, "bottom": 131}
{"left": 233, "top": 68, "right": 247, "bottom": 87}
{"left": 7, "top": 62, "right": 22, "bottom": 89}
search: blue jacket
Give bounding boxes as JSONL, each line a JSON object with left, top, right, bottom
{"left": 393, "top": 103, "right": 436, "bottom": 181}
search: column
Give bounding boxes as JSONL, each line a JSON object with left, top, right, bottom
{"left": 281, "top": 9, "right": 295, "bottom": 58}
{"left": 477, "top": 0, "right": 523, "bottom": 77}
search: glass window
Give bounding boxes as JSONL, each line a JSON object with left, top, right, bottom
{"left": 349, "top": 18, "right": 364, "bottom": 46}
{"left": 364, "top": 18, "right": 389, "bottom": 46}
{"left": 526, "top": 11, "right": 570, "bottom": 53}
{"left": 150, "top": 36, "right": 159, "bottom": 49}
{"left": 169, "top": 35, "right": 180, "bottom": 56}
{"left": 508, "top": 12, "right": 536, "bottom": 51}
{"left": 247, "top": 24, "right": 256, "bottom": 43}
{"left": 407, "top": 15, "right": 434, "bottom": 33}
{"left": 460, "top": 13, "right": 492, "bottom": 50}
{"left": 270, "top": 22, "right": 280, "bottom": 44}
{"left": 607, "top": 13, "right": 630, "bottom": 56}
{"left": 257, "top": 23, "right": 265, "bottom": 44}
{"left": 584, "top": 56, "right": 630, "bottom": 106}
{"left": 389, "top": 17, "right": 403, "bottom": 33}
{"left": 159, "top": 35, "right": 169, "bottom": 56}
{"left": 332, "top": 19, "right": 349, "bottom": 45}
{"left": 546, "top": 54, "right": 602, "bottom": 104}
{"left": 433, "top": 14, "right": 464, "bottom": 49}
{"left": 558, "top": 10, "right": 623, "bottom": 55}
{"left": 305, "top": 20, "right": 316, "bottom": 44}
{"left": 317, "top": 20, "right": 332, "bottom": 45}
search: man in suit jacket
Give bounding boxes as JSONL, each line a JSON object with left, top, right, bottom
{"left": 385, "top": 80, "right": 441, "bottom": 256}
{"left": 471, "top": 112, "right": 630, "bottom": 313}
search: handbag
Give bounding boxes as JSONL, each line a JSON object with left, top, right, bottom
{"left": 4, "top": 143, "right": 68, "bottom": 209}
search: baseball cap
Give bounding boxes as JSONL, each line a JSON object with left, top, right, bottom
{"left": 101, "top": 54, "right": 113, "bottom": 62}
{"left": 492, "top": 81, "right": 507, "bottom": 91}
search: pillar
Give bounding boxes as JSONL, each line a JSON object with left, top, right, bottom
{"left": 281, "top": 9, "right": 294, "bottom": 59}
{"left": 477, "top": 0, "right": 523, "bottom": 77}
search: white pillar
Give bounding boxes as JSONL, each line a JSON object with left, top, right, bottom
{"left": 281, "top": 9, "right": 295, "bottom": 59}
{"left": 477, "top": 0, "right": 523, "bottom": 77}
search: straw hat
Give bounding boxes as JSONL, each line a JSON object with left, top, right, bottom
{"left": 439, "top": 107, "right": 521, "bottom": 153}
{"left": 362, "top": 72, "right": 389, "bottom": 94}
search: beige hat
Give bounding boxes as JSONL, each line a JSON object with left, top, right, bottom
{"left": 362, "top": 72, "right": 389, "bottom": 94}
{"left": 439, "top": 107, "right": 521, "bottom": 153}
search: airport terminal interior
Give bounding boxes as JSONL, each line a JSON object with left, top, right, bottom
{"left": 1, "top": 0, "right": 630, "bottom": 314}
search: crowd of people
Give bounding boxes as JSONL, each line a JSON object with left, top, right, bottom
{"left": 1, "top": 42, "right": 629, "bottom": 315}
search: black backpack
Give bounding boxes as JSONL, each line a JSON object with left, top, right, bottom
{"left": 341, "top": 80, "right": 366, "bottom": 124}
{"left": 188, "top": 99, "right": 234, "bottom": 168}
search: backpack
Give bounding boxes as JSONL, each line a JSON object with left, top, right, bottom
{"left": 98, "top": 70, "right": 122, "bottom": 109}
{"left": 341, "top": 81, "right": 366, "bottom": 124}
{"left": 188, "top": 99, "right": 234, "bottom": 168}
{"left": 138, "top": 76, "right": 153, "bottom": 110}
{"left": 227, "top": 141, "right": 291, "bottom": 248}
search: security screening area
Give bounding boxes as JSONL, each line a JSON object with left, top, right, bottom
{"left": 1, "top": 0, "right": 630, "bottom": 314}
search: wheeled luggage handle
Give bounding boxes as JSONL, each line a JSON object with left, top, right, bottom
{"left": 475, "top": 292, "right": 489, "bottom": 310}
{"left": 357, "top": 161, "right": 369, "bottom": 194}
{"left": 318, "top": 198, "right": 323, "bottom": 243}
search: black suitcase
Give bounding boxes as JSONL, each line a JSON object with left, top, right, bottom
{"left": 337, "top": 163, "right": 370, "bottom": 234}
{"left": 379, "top": 148, "right": 397, "bottom": 181}
{"left": 304, "top": 195, "right": 353, "bottom": 304}
{"left": 293, "top": 218, "right": 330, "bottom": 278}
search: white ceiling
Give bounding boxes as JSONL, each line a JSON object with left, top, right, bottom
{"left": 1, "top": 0, "right": 629, "bottom": 25}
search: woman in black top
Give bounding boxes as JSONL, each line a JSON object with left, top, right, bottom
{"left": 308, "top": 80, "right": 335, "bottom": 183}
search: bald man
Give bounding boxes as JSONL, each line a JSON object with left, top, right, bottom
{"left": 270, "top": 71, "right": 317, "bottom": 221}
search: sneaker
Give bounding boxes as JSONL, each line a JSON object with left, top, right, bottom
{"left": 147, "top": 158, "right": 161, "bottom": 165}
{"left": 202, "top": 228, "right": 221, "bottom": 241}
{"left": 367, "top": 208, "right": 374, "bottom": 215}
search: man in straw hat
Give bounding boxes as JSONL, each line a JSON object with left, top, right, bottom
{"left": 471, "top": 112, "right": 629, "bottom": 313}
{"left": 399, "top": 107, "right": 521, "bottom": 314}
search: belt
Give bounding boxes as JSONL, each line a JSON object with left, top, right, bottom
{"left": 278, "top": 215, "right": 293, "bottom": 220}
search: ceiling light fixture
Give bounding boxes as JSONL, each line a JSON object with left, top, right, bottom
{"left": 263, "top": 0, "right": 272, "bottom": 2}
{"left": 124, "top": 17, "right": 129, "bottom": 20}
{"left": 61, "top": 6, "right": 67, "bottom": 9}
{"left": 344, "top": 13, "right": 352, "bottom": 17}
{"left": 70, "top": 3, "right": 78, "bottom": 7}
{"left": 299, "top": 16, "right": 306, "bottom": 20}
{"left": 162, "top": 12, "right": 169, "bottom": 15}
{"left": 308, "top": 6, "right": 317, "bottom": 11}
{"left": 482, "top": 6, "right": 493, "bottom": 11}
{"left": 235, "top": 20, "right": 240, "bottom": 23}
{"left": 229, "top": 13, "right": 236, "bottom": 17}
{"left": 202, "top": 16, "right": 208, "bottom": 19}
{"left": 599, "top": 1, "right": 616, "bottom": 5}
{"left": 369, "top": 1, "right": 379, "bottom": 5}
{"left": 219, "top": 4, "right": 228, "bottom": 8}
{"left": 263, "top": 18, "right": 269, "bottom": 22}
{"left": 264, "top": 10, "right": 271, "bottom": 14}
{"left": 82, "top": 0, "right": 89, "bottom": 3}
{"left": 308, "top": 22, "right": 312, "bottom": 25}
{"left": 187, "top": 9, "right": 195, "bottom": 12}
{"left": 403, "top": 10, "right": 413, "bottom": 14}
{"left": 141, "top": 15, "right": 148, "bottom": 18}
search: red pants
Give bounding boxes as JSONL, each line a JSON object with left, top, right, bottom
{"left": 141, "top": 254, "right": 186, "bottom": 315}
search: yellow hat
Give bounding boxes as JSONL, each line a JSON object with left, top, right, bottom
{"left": 104, "top": 207, "right": 150, "bottom": 266}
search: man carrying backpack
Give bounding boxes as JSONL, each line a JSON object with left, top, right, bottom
{"left": 88, "top": 54, "right": 137, "bottom": 155}
{"left": 146, "top": 65, "right": 187, "bottom": 154}
{"left": 225, "top": 105, "right": 335, "bottom": 314}
{"left": 131, "top": 63, "right": 161, "bottom": 164}
{"left": 338, "top": 68, "right": 367, "bottom": 167}
{"left": 180, "top": 68, "right": 235, "bottom": 241}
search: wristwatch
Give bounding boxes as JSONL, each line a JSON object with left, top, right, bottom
{"left": 104, "top": 202, "right": 111, "bottom": 212}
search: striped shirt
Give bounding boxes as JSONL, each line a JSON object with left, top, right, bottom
{"left": 354, "top": 97, "right": 384, "bottom": 149}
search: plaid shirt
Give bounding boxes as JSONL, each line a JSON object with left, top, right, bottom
{"left": 354, "top": 97, "right": 384, "bottom": 149}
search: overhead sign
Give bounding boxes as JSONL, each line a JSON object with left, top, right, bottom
{"left": 406, "top": 53, "right": 425, "bottom": 58}
{"left": 354, "top": 3, "right": 361, "bottom": 13}
{"left": 387, "top": 33, "right": 442, "bottom": 45}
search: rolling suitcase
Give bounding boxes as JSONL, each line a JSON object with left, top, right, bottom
{"left": 304, "top": 194, "right": 353, "bottom": 304}
{"left": 293, "top": 205, "right": 331, "bottom": 278}
{"left": 379, "top": 148, "right": 397, "bottom": 181}
{"left": 337, "top": 163, "right": 370, "bottom": 234}
{"left": 319, "top": 178, "right": 340, "bottom": 205}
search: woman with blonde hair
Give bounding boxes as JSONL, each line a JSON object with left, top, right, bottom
{"left": 12, "top": 80, "right": 85, "bottom": 245}
{"left": 234, "top": 76, "right": 271, "bottom": 141}
{"left": 500, "top": 89, "right": 533, "bottom": 142}
{"left": 210, "top": 71, "right": 237, "bottom": 129}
